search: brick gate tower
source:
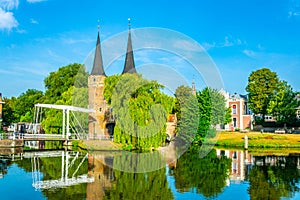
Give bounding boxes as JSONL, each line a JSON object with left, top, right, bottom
{"left": 88, "top": 19, "right": 137, "bottom": 138}
{"left": 88, "top": 25, "right": 107, "bottom": 138}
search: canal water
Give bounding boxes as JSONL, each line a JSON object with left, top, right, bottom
{"left": 1, "top": 147, "right": 300, "bottom": 200}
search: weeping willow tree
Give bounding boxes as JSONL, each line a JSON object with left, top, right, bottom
{"left": 104, "top": 73, "right": 174, "bottom": 150}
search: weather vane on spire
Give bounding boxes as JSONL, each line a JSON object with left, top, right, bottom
{"left": 97, "top": 19, "right": 100, "bottom": 32}
{"left": 128, "top": 17, "right": 131, "bottom": 28}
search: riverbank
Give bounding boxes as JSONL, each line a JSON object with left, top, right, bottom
{"left": 77, "top": 140, "right": 122, "bottom": 151}
{"left": 205, "top": 131, "right": 300, "bottom": 148}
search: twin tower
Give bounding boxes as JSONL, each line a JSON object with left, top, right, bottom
{"left": 88, "top": 20, "right": 136, "bottom": 138}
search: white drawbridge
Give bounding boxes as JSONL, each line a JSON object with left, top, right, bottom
{"left": 34, "top": 104, "right": 95, "bottom": 140}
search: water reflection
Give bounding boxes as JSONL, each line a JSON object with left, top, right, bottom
{"left": 215, "top": 149, "right": 300, "bottom": 200}
{"left": 1, "top": 148, "right": 300, "bottom": 199}
{"left": 216, "top": 149, "right": 254, "bottom": 182}
{"left": 87, "top": 153, "right": 173, "bottom": 200}
{"left": 248, "top": 156, "right": 300, "bottom": 200}
{"left": 169, "top": 148, "right": 232, "bottom": 198}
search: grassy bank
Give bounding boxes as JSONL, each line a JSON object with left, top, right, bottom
{"left": 205, "top": 131, "right": 300, "bottom": 148}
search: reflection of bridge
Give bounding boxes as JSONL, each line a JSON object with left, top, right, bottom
{"left": 28, "top": 150, "right": 94, "bottom": 190}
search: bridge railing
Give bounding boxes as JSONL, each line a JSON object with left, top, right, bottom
{"left": 23, "top": 134, "right": 64, "bottom": 139}
{"left": 1, "top": 132, "right": 86, "bottom": 140}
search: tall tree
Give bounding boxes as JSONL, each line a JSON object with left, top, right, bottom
{"left": 14, "top": 89, "right": 44, "bottom": 122}
{"left": 173, "top": 85, "right": 193, "bottom": 121}
{"left": 44, "top": 63, "right": 86, "bottom": 104}
{"left": 41, "top": 63, "right": 88, "bottom": 136}
{"left": 173, "top": 85, "right": 199, "bottom": 146}
{"left": 267, "top": 81, "right": 300, "bottom": 124}
{"left": 196, "top": 87, "right": 228, "bottom": 143}
{"left": 246, "top": 68, "right": 279, "bottom": 121}
{"left": 2, "top": 97, "right": 18, "bottom": 125}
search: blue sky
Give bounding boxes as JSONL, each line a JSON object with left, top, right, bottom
{"left": 0, "top": 0, "right": 300, "bottom": 98}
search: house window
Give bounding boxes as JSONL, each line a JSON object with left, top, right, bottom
{"left": 232, "top": 105, "right": 237, "bottom": 114}
{"left": 233, "top": 118, "right": 237, "bottom": 127}
{"left": 244, "top": 103, "right": 248, "bottom": 115}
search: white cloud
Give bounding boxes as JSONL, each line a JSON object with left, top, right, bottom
{"left": 221, "top": 36, "right": 246, "bottom": 47}
{"left": 0, "top": 8, "right": 18, "bottom": 30}
{"left": 201, "top": 42, "right": 216, "bottom": 50}
{"left": 0, "top": 0, "right": 19, "bottom": 10}
{"left": 26, "top": 0, "right": 46, "bottom": 3}
{"left": 242, "top": 49, "right": 256, "bottom": 58}
{"left": 223, "top": 36, "right": 233, "bottom": 47}
{"left": 202, "top": 36, "right": 246, "bottom": 51}
{"left": 30, "top": 18, "right": 38, "bottom": 24}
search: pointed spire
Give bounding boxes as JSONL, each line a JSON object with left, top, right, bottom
{"left": 91, "top": 21, "right": 106, "bottom": 76}
{"left": 122, "top": 18, "right": 137, "bottom": 74}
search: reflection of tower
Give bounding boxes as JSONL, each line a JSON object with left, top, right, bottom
{"left": 88, "top": 24, "right": 107, "bottom": 138}
{"left": 87, "top": 155, "right": 114, "bottom": 200}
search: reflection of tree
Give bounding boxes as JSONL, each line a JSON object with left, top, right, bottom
{"left": 15, "top": 153, "right": 89, "bottom": 200}
{"left": 170, "top": 148, "right": 231, "bottom": 198}
{"left": 0, "top": 159, "right": 12, "bottom": 177}
{"left": 104, "top": 168, "right": 174, "bottom": 200}
{"left": 248, "top": 156, "right": 300, "bottom": 200}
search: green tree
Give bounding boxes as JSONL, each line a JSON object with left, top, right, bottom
{"left": 246, "top": 68, "right": 279, "bottom": 121}
{"left": 103, "top": 74, "right": 121, "bottom": 104}
{"left": 105, "top": 73, "right": 174, "bottom": 149}
{"left": 225, "top": 107, "right": 232, "bottom": 125}
{"left": 267, "top": 81, "right": 300, "bottom": 124}
{"left": 196, "top": 87, "right": 227, "bottom": 143}
{"left": 14, "top": 89, "right": 44, "bottom": 122}
{"left": 2, "top": 97, "right": 18, "bottom": 125}
{"left": 41, "top": 63, "right": 89, "bottom": 138}
{"left": 173, "top": 85, "right": 193, "bottom": 121}
{"left": 173, "top": 85, "right": 199, "bottom": 148}
{"left": 44, "top": 63, "right": 85, "bottom": 104}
